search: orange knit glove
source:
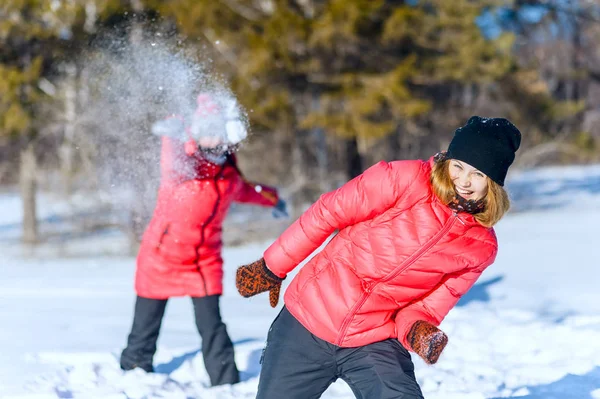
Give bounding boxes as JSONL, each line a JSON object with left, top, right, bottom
{"left": 235, "top": 258, "right": 284, "bottom": 308}
{"left": 407, "top": 320, "right": 448, "bottom": 365}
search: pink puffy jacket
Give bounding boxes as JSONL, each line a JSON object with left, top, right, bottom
{"left": 264, "top": 157, "right": 498, "bottom": 350}
{"left": 136, "top": 137, "right": 278, "bottom": 299}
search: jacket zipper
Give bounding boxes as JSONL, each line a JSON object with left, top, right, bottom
{"left": 155, "top": 225, "right": 170, "bottom": 250}
{"left": 193, "top": 164, "right": 226, "bottom": 296}
{"left": 335, "top": 212, "right": 459, "bottom": 346}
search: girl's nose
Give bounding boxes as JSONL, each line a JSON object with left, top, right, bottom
{"left": 459, "top": 174, "right": 471, "bottom": 187}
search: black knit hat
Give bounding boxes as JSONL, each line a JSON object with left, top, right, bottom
{"left": 446, "top": 116, "right": 521, "bottom": 186}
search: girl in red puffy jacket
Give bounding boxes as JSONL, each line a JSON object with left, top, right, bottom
{"left": 236, "top": 116, "right": 521, "bottom": 398}
{"left": 120, "top": 93, "right": 286, "bottom": 386}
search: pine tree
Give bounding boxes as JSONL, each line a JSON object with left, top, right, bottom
{"left": 0, "top": 0, "right": 123, "bottom": 242}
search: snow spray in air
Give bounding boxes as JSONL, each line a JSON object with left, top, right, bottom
{"left": 82, "top": 31, "right": 249, "bottom": 237}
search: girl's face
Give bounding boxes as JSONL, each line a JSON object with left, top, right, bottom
{"left": 448, "top": 159, "right": 488, "bottom": 201}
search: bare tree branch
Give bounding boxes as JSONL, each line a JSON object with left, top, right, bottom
{"left": 202, "top": 28, "right": 238, "bottom": 66}
{"left": 516, "top": 141, "right": 586, "bottom": 168}
{"left": 220, "top": 0, "right": 262, "bottom": 21}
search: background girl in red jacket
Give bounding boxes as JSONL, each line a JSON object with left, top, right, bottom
{"left": 236, "top": 116, "right": 521, "bottom": 398}
{"left": 120, "top": 92, "right": 287, "bottom": 386}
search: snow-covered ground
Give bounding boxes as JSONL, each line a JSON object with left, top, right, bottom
{"left": 1, "top": 164, "right": 600, "bottom": 399}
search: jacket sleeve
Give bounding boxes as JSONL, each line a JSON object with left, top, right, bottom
{"left": 159, "top": 136, "right": 180, "bottom": 182}
{"left": 264, "top": 160, "right": 422, "bottom": 278}
{"left": 394, "top": 248, "right": 497, "bottom": 351}
{"left": 233, "top": 179, "right": 279, "bottom": 207}
{"left": 228, "top": 154, "right": 279, "bottom": 206}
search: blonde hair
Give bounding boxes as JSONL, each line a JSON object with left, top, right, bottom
{"left": 430, "top": 159, "right": 510, "bottom": 227}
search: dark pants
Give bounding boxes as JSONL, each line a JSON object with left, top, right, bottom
{"left": 257, "top": 307, "right": 424, "bottom": 399}
{"left": 120, "top": 295, "right": 240, "bottom": 386}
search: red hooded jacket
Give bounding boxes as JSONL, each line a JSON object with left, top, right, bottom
{"left": 136, "top": 137, "right": 278, "bottom": 299}
{"left": 264, "top": 158, "right": 497, "bottom": 350}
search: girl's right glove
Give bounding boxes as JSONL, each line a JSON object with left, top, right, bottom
{"left": 407, "top": 320, "right": 448, "bottom": 365}
{"left": 235, "top": 258, "right": 284, "bottom": 308}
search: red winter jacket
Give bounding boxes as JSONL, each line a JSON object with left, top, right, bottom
{"left": 136, "top": 137, "right": 278, "bottom": 299}
{"left": 264, "top": 157, "right": 497, "bottom": 351}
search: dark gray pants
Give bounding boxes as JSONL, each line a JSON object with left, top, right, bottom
{"left": 120, "top": 295, "right": 240, "bottom": 386}
{"left": 257, "top": 307, "right": 424, "bottom": 399}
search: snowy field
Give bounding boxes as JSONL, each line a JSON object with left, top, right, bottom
{"left": 1, "top": 164, "right": 600, "bottom": 399}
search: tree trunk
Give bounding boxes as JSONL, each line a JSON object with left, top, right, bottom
{"left": 20, "top": 143, "right": 38, "bottom": 244}
{"left": 84, "top": 1, "right": 98, "bottom": 34}
{"left": 129, "top": 0, "right": 144, "bottom": 44}
{"left": 310, "top": 92, "right": 329, "bottom": 192}
{"left": 60, "top": 63, "right": 77, "bottom": 195}
{"left": 388, "top": 125, "right": 402, "bottom": 160}
{"left": 314, "top": 127, "right": 329, "bottom": 192}
{"left": 345, "top": 136, "right": 362, "bottom": 179}
{"left": 571, "top": 9, "right": 584, "bottom": 102}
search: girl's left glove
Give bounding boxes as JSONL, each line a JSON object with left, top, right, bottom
{"left": 236, "top": 258, "right": 284, "bottom": 308}
{"left": 271, "top": 199, "right": 289, "bottom": 219}
{"left": 407, "top": 320, "right": 448, "bottom": 365}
